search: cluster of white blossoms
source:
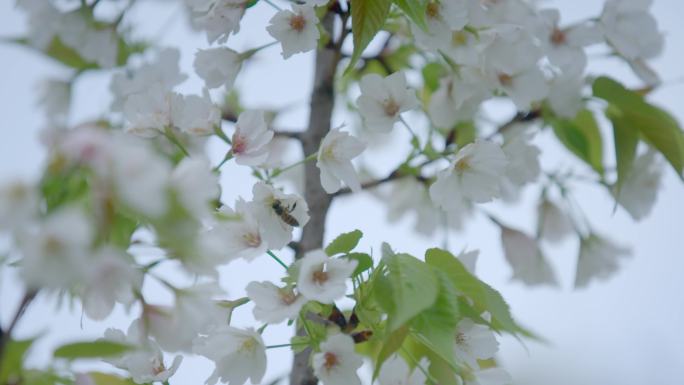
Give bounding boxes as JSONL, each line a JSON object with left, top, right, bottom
{"left": 4, "top": 0, "right": 676, "bottom": 384}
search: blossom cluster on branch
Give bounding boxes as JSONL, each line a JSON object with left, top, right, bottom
{"left": 0, "top": 0, "right": 681, "bottom": 385}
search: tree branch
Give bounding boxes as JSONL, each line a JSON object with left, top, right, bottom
{"left": 289, "top": 10, "right": 339, "bottom": 385}
{"left": 0, "top": 289, "right": 38, "bottom": 367}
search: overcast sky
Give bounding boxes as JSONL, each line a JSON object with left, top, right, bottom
{"left": 1, "top": 1, "right": 683, "bottom": 384}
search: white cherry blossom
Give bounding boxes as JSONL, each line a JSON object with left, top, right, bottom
{"left": 537, "top": 199, "right": 574, "bottom": 243}
{"left": 297, "top": 249, "right": 357, "bottom": 303}
{"left": 575, "top": 235, "right": 631, "bottom": 288}
{"left": 193, "top": 326, "right": 267, "bottom": 385}
{"left": 547, "top": 74, "right": 584, "bottom": 118}
{"left": 171, "top": 91, "right": 221, "bottom": 136}
{"left": 231, "top": 110, "right": 274, "bottom": 166}
{"left": 614, "top": 150, "right": 663, "bottom": 221}
{"left": 501, "top": 227, "right": 558, "bottom": 287}
{"left": 357, "top": 72, "right": 419, "bottom": 133}
{"left": 249, "top": 182, "right": 309, "bottom": 249}
{"left": 81, "top": 247, "right": 142, "bottom": 320}
{"left": 123, "top": 83, "right": 174, "bottom": 138}
{"left": 429, "top": 70, "right": 490, "bottom": 128}
{"left": 246, "top": 281, "right": 307, "bottom": 324}
{"left": 103, "top": 322, "right": 183, "bottom": 385}
{"left": 194, "top": 0, "right": 246, "bottom": 44}
{"left": 378, "top": 355, "right": 427, "bottom": 385}
{"left": 38, "top": 78, "right": 71, "bottom": 125}
{"left": 313, "top": 334, "right": 363, "bottom": 385}
{"left": 316, "top": 128, "right": 366, "bottom": 193}
{"left": 429, "top": 140, "right": 508, "bottom": 209}
{"left": 194, "top": 47, "right": 242, "bottom": 90}
{"left": 501, "top": 125, "right": 541, "bottom": 186}
{"left": 0, "top": 180, "right": 38, "bottom": 233}
{"left": 170, "top": 157, "right": 219, "bottom": 220}
{"left": 600, "top": 0, "right": 663, "bottom": 60}
{"left": 267, "top": 5, "right": 320, "bottom": 59}
{"left": 454, "top": 318, "right": 500, "bottom": 368}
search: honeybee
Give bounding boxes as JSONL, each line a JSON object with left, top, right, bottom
{"left": 272, "top": 199, "right": 299, "bottom": 227}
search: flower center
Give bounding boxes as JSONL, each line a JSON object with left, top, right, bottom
{"left": 323, "top": 352, "right": 339, "bottom": 370}
{"left": 242, "top": 232, "right": 261, "bottom": 248}
{"left": 240, "top": 337, "right": 257, "bottom": 353}
{"left": 497, "top": 73, "right": 513, "bottom": 87}
{"left": 312, "top": 269, "right": 329, "bottom": 285}
{"left": 452, "top": 31, "right": 469, "bottom": 47}
{"left": 551, "top": 28, "right": 566, "bottom": 46}
{"left": 279, "top": 289, "right": 298, "bottom": 305}
{"left": 383, "top": 99, "right": 400, "bottom": 117}
{"left": 426, "top": 2, "right": 440, "bottom": 19}
{"left": 44, "top": 236, "right": 64, "bottom": 253}
{"left": 455, "top": 331, "right": 467, "bottom": 346}
{"left": 232, "top": 134, "right": 247, "bottom": 154}
{"left": 151, "top": 356, "right": 166, "bottom": 375}
{"left": 455, "top": 157, "right": 472, "bottom": 172}
{"left": 289, "top": 14, "right": 306, "bottom": 32}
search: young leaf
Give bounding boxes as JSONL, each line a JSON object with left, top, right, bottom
{"left": 345, "top": 252, "right": 373, "bottom": 277}
{"left": 85, "top": 372, "right": 137, "bottom": 385}
{"left": 425, "top": 248, "right": 526, "bottom": 336}
{"left": 348, "top": 0, "right": 392, "bottom": 71}
{"left": 607, "top": 108, "right": 639, "bottom": 194}
{"left": 393, "top": 0, "right": 428, "bottom": 30}
{"left": 53, "top": 341, "right": 132, "bottom": 360}
{"left": 376, "top": 253, "right": 439, "bottom": 331}
{"left": 593, "top": 76, "right": 684, "bottom": 178}
{"left": 325, "top": 229, "right": 363, "bottom": 256}
{"left": 371, "top": 325, "right": 409, "bottom": 380}
{"left": 0, "top": 339, "right": 34, "bottom": 383}
{"left": 550, "top": 110, "right": 604, "bottom": 175}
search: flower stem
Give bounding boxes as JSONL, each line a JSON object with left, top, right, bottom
{"left": 214, "top": 152, "right": 234, "bottom": 172}
{"left": 163, "top": 126, "right": 190, "bottom": 157}
{"left": 272, "top": 153, "right": 317, "bottom": 178}
{"left": 267, "top": 250, "right": 289, "bottom": 270}
{"left": 266, "top": 342, "right": 309, "bottom": 349}
{"left": 263, "top": 0, "right": 282, "bottom": 11}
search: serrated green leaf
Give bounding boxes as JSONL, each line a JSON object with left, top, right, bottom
{"left": 422, "top": 62, "right": 445, "bottom": 92}
{"left": 0, "top": 338, "right": 34, "bottom": 382}
{"left": 593, "top": 76, "right": 684, "bottom": 178}
{"left": 377, "top": 253, "right": 438, "bottom": 331}
{"left": 348, "top": 0, "right": 392, "bottom": 71}
{"left": 345, "top": 252, "right": 373, "bottom": 277}
{"left": 550, "top": 110, "right": 604, "bottom": 175}
{"left": 325, "top": 229, "right": 363, "bottom": 256}
{"left": 393, "top": 0, "right": 428, "bottom": 30}
{"left": 424, "top": 248, "right": 527, "bottom": 337}
{"left": 372, "top": 325, "right": 409, "bottom": 380}
{"left": 53, "top": 341, "right": 133, "bottom": 360}
{"left": 410, "top": 271, "right": 461, "bottom": 370}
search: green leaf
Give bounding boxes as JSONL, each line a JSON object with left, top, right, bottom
{"left": 593, "top": 76, "right": 684, "bottom": 178}
{"left": 550, "top": 110, "right": 604, "bottom": 175}
{"left": 325, "top": 229, "right": 363, "bottom": 256}
{"left": 87, "top": 373, "right": 137, "bottom": 385}
{"left": 393, "top": 0, "right": 428, "bottom": 30}
{"left": 410, "top": 271, "right": 461, "bottom": 370}
{"left": 0, "top": 338, "right": 34, "bottom": 383}
{"left": 348, "top": 0, "right": 392, "bottom": 71}
{"left": 607, "top": 107, "right": 640, "bottom": 194}
{"left": 376, "top": 253, "right": 439, "bottom": 331}
{"left": 422, "top": 62, "right": 445, "bottom": 92}
{"left": 345, "top": 252, "right": 373, "bottom": 277}
{"left": 372, "top": 325, "right": 409, "bottom": 380}
{"left": 53, "top": 341, "right": 132, "bottom": 360}
{"left": 425, "top": 248, "right": 527, "bottom": 336}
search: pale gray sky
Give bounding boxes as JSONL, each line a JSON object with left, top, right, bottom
{"left": 1, "top": 1, "right": 683, "bottom": 384}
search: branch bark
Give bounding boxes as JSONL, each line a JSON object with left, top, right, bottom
{"left": 289, "top": 11, "right": 339, "bottom": 385}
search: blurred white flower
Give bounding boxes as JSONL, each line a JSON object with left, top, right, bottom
{"left": 193, "top": 326, "right": 267, "bottom": 385}
{"left": 38, "top": 78, "right": 71, "bottom": 125}
{"left": 429, "top": 70, "right": 490, "bottom": 129}
{"left": 429, "top": 140, "right": 508, "bottom": 209}
{"left": 171, "top": 91, "right": 221, "bottom": 136}
{"left": 501, "top": 125, "right": 541, "bottom": 186}
{"left": 316, "top": 128, "right": 366, "bottom": 193}
{"left": 0, "top": 180, "right": 38, "bottom": 233}
{"left": 249, "top": 182, "right": 309, "bottom": 249}
{"left": 501, "top": 227, "right": 558, "bottom": 287}
{"left": 231, "top": 110, "right": 274, "bottom": 166}
{"left": 357, "top": 72, "right": 419, "bottom": 133}
{"left": 195, "top": 0, "right": 246, "bottom": 44}
{"left": 194, "top": 47, "right": 242, "bottom": 90}
{"left": 313, "top": 334, "right": 363, "bottom": 385}
{"left": 454, "top": 318, "right": 500, "bottom": 369}
{"left": 547, "top": 74, "right": 584, "bottom": 118}
{"left": 297, "top": 249, "right": 357, "bottom": 303}
{"left": 537, "top": 198, "right": 574, "bottom": 243}
{"left": 123, "top": 84, "right": 174, "bottom": 138}
{"left": 171, "top": 157, "right": 219, "bottom": 220}
{"left": 615, "top": 150, "right": 663, "bottom": 221}
{"left": 246, "top": 281, "right": 306, "bottom": 324}
{"left": 378, "top": 355, "right": 427, "bottom": 385}
{"left": 104, "top": 322, "right": 182, "bottom": 384}
{"left": 81, "top": 247, "right": 142, "bottom": 321}
{"left": 600, "top": 0, "right": 663, "bottom": 60}
{"left": 19, "top": 206, "right": 93, "bottom": 289}
{"left": 575, "top": 234, "right": 631, "bottom": 288}
{"left": 267, "top": 5, "right": 320, "bottom": 59}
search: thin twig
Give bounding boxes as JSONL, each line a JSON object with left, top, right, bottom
{"left": 0, "top": 289, "right": 38, "bottom": 366}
